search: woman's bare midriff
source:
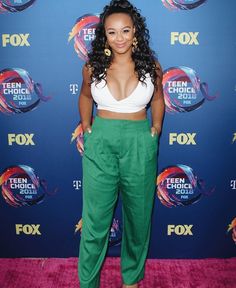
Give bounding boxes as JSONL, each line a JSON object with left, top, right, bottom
{"left": 97, "top": 108, "right": 147, "bottom": 120}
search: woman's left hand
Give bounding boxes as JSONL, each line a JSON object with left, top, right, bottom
{"left": 150, "top": 126, "right": 160, "bottom": 137}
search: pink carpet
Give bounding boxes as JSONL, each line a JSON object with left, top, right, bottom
{"left": 0, "top": 257, "right": 235, "bottom": 288}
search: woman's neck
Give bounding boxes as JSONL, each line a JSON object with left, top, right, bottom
{"left": 112, "top": 51, "right": 133, "bottom": 65}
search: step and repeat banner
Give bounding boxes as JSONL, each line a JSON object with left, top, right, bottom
{"left": 0, "top": 0, "right": 235, "bottom": 258}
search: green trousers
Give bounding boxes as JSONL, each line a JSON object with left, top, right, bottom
{"left": 78, "top": 115, "right": 158, "bottom": 288}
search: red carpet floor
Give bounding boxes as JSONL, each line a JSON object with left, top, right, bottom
{"left": 0, "top": 257, "right": 235, "bottom": 288}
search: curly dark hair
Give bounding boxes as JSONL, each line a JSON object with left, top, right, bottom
{"left": 87, "top": 0, "right": 160, "bottom": 89}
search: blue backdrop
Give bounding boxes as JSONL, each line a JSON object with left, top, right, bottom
{"left": 0, "top": 0, "right": 235, "bottom": 259}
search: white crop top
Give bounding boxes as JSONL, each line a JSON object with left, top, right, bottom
{"left": 91, "top": 73, "right": 154, "bottom": 113}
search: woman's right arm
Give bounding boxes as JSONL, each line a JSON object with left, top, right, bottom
{"left": 78, "top": 64, "right": 93, "bottom": 132}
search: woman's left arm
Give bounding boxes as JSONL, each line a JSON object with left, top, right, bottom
{"left": 150, "top": 61, "right": 165, "bottom": 136}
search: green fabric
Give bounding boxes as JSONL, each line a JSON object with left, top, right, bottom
{"left": 78, "top": 116, "right": 158, "bottom": 287}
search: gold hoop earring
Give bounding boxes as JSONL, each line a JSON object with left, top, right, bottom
{"left": 104, "top": 42, "right": 111, "bottom": 57}
{"left": 132, "top": 37, "right": 138, "bottom": 53}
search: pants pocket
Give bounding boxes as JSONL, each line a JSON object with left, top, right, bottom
{"left": 83, "top": 130, "right": 90, "bottom": 143}
{"left": 83, "top": 130, "right": 93, "bottom": 151}
{"left": 145, "top": 131, "right": 158, "bottom": 160}
{"left": 83, "top": 126, "right": 99, "bottom": 153}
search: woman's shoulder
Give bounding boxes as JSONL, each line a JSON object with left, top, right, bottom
{"left": 82, "top": 63, "right": 96, "bottom": 87}
{"left": 142, "top": 62, "right": 162, "bottom": 80}
{"left": 82, "top": 63, "right": 93, "bottom": 77}
{"left": 153, "top": 60, "right": 163, "bottom": 83}
{"left": 154, "top": 61, "right": 163, "bottom": 74}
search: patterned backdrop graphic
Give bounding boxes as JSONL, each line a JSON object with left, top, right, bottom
{"left": 0, "top": 0, "right": 235, "bottom": 258}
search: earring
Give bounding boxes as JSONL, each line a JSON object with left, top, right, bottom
{"left": 104, "top": 42, "right": 111, "bottom": 57}
{"left": 132, "top": 37, "right": 138, "bottom": 53}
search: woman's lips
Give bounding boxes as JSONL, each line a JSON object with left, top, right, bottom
{"left": 115, "top": 43, "right": 126, "bottom": 48}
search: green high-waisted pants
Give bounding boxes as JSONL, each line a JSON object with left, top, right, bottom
{"left": 78, "top": 115, "right": 158, "bottom": 288}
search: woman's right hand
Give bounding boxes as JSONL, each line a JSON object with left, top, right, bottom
{"left": 83, "top": 125, "right": 92, "bottom": 134}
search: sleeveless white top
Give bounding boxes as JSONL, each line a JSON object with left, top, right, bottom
{"left": 91, "top": 73, "right": 154, "bottom": 113}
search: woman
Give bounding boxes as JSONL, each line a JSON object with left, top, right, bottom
{"left": 78, "top": 0, "right": 165, "bottom": 287}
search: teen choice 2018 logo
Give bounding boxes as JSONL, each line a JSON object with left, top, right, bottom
{"left": 68, "top": 14, "right": 100, "bottom": 61}
{"left": 0, "top": 165, "right": 56, "bottom": 207}
{"left": 0, "top": 0, "right": 36, "bottom": 13}
{"left": 0, "top": 68, "right": 50, "bottom": 115}
{"left": 157, "top": 164, "right": 214, "bottom": 208}
{"left": 109, "top": 218, "right": 122, "bottom": 247}
{"left": 162, "top": 0, "right": 207, "bottom": 10}
{"left": 163, "top": 66, "right": 218, "bottom": 113}
{"left": 227, "top": 218, "right": 236, "bottom": 244}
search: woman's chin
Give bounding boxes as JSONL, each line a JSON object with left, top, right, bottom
{"left": 112, "top": 47, "right": 132, "bottom": 55}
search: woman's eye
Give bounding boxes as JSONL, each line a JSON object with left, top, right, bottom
{"left": 123, "top": 29, "right": 130, "bottom": 33}
{"left": 108, "top": 31, "right": 115, "bottom": 35}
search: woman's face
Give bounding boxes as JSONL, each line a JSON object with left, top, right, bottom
{"left": 104, "top": 13, "right": 135, "bottom": 55}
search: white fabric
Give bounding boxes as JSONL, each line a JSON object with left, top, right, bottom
{"left": 91, "top": 73, "right": 154, "bottom": 113}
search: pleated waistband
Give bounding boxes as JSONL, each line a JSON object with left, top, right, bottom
{"left": 93, "top": 115, "right": 150, "bottom": 131}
